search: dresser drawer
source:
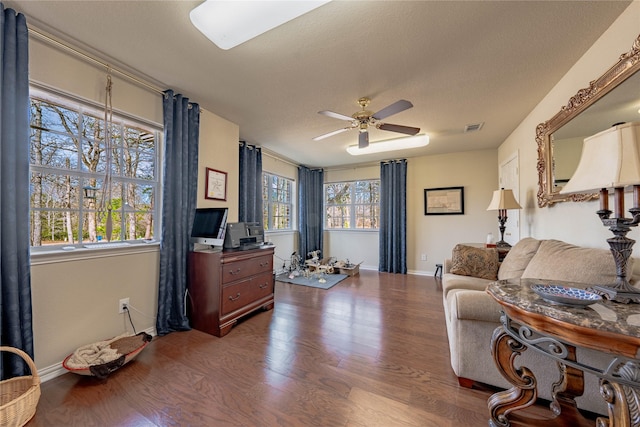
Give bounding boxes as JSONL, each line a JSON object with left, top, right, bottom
{"left": 221, "top": 271, "right": 274, "bottom": 316}
{"left": 221, "top": 254, "right": 273, "bottom": 284}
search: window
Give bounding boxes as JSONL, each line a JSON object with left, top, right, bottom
{"left": 262, "top": 172, "right": 293, "bottom": 230}
{"left": 29, "top": 88, "right": 160, "bottom": 247}
{"left": 325, "top": 180, "right": 380, "bottom": 229}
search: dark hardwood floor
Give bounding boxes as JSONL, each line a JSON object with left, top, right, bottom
{"left": 28, "top": 271, "right": 552, "bottom": 426}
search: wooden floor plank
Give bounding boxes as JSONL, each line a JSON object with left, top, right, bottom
{"left": 26, "top": 270, "right": 592, "bottom": 426}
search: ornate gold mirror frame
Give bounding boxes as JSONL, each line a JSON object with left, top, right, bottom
{"left": 536, "top": 33, "right": 640, "bottom": 208}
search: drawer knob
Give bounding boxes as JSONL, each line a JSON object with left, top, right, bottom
{"left": 229, "top": 268, "right": 241, "bottom": 275}
{"left": 228, "top": 293, "right": 241, "bottom": 301}
{"left": 259, "top": 283, "right": 268, "bottom": 289}
{"left": 260, "top": 262, "right": 269, "bottom": 267}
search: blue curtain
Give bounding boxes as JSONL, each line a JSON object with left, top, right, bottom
{"left": 379, "top": 160, "right": 407, "bottom": 273}
{"left": 156, "top": 91, "right": 199, "bottom": 336}
{"left": 298, "top": 166, "right": 324, "bottom": 260}
{"left": 239, "top": 141, "right": 262, "bottom": 224}
{"left": 0, "top": 5, "right": 32, "bottom": 379}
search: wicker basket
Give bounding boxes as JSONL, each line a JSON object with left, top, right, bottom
{"left": 0, "top": 346, "right": 41, "bottom": 427}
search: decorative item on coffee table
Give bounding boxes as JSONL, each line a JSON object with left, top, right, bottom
{"left": 561, "top": 122, "right": 640, "bottom": 303}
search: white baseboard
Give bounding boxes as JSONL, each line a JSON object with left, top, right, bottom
{"left": 38, "top": 326, "right": 157, "bottom": 383}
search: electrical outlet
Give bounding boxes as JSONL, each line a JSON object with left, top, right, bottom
{"left": 421, "top": 253, "right": 427, "bottom": 261}
{"left": 118, "top": 298, "right": 130, "bottom": 314}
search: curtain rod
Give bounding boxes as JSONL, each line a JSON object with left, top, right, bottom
{"left": 28, "top": 25, "right": 165, "bottom": 96}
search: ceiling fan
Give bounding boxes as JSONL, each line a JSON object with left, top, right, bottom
{"left": 313, "top": 97, "right": 420, "bottom": 149}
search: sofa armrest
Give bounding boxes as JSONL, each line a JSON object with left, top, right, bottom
{"left": 448, "top": 289, "right": 502, "bottom": 323}
{"left": 444, "top": 258, "right": 452, "bottom": 274}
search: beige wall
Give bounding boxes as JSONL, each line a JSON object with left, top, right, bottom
{"left": 321, "top": 151, "right": 499, "bottom": 273}
{"left": 197, "top": 110, "right": 240, "bottom": 220}
{"left": 408, "top": 150, "right": 498, "bottom": 273}
{"left": 498, "top": 2, "right": 640, "bottom": 252}
{"left": 31, "top": 249, "right": 160, "bottom": 372}
{"left": 28, "top": 35, "right": 240, "bottom": 375}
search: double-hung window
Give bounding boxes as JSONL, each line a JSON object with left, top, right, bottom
{"left": 262, "top": 172, "right": 293, "bottom": 230}
{"left": 29, "top": 87, "right": 161, "bottom": 247}
{"left": 325, "top": 180, "right": 380, "bottom": 229}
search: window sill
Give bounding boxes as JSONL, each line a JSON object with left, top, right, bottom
{"left": 325, "top": 229, "right": 379, "bottom": 233}
{"left": 30, "top": 241, "right": 160, "bottom": 265}
{"left": 265, "top": 230, "right": 295, "bottom": 235}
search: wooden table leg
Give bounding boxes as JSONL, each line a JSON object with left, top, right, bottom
{"left": 488, "top": 326, "right": 537, "bottom": 427}
{"left": 549, "top": 345, "right": 584, "bottom": 416}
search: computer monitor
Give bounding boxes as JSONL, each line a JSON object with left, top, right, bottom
{"left": 191, "top": 208, "right": 228, "bottom": 247}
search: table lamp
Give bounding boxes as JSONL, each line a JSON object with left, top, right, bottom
{"left": 486, "top": 188, "right": 522, "bottom": 249}
{"left": 560, "top": 121, "right": 640, "bottom": 303}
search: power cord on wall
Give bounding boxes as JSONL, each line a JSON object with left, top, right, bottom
{"left": 122, "top": 305, "right": 137, "bottom": 334}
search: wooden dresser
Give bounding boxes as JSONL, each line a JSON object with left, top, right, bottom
{"left": 188, "top": 247, "right": 274, "bottom": 337}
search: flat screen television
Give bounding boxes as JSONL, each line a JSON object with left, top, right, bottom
{"left": 191, "top": 207, "right": 228, "bottom": 247}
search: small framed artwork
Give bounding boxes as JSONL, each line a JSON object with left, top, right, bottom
{"left": 205, "top": 167, "right": 227, "bottom": 201}
{"left": 424, "top": 186, "right": 464, "bottom": 215}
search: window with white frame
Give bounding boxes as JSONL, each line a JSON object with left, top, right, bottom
{"left": 29, "top": 87, "right": 161, "bottom": 247}
{"left": 262, "top": 172, "right": 293, "bottom": 230}
{"left": 325, "top": 180, "right": 380, "bottom": 229}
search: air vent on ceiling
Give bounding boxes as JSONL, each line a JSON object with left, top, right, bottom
{"left": 464, "top": 122, "right": 484, "bottom": 133}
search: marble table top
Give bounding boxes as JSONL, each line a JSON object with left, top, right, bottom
{"left": 487, "top": 278, "right": 640, "bottom": 339}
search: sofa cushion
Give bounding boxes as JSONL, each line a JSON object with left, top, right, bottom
{"left": 521, "top": 239, "right": 622, "bottom": 285}
{"left": 450, "top": 244, "right": 499, "bottom": 280}
{"left": 498, "top": 237, "right": 542, "bottom": 280}
{"left": 442, "top": 273, "right": 493, "bottom": 299}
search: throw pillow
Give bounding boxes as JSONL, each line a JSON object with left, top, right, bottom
{"left": 450, "top": 244, "right": 499, "bottom": 280}
{"left": 498, "top": 237, "right": 542, "bottom": 280}
{"left": 521, "top": 239, "right": 630, "bottom": 286}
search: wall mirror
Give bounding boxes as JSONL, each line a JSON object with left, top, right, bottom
{"left": 536, "top": 33, "right": 640, "bottom": 207}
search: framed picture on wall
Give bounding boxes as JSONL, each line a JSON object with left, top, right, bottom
{"left": 205, "top": 167, "right": 227, "bottom": 201}
{"left": 424, "top": 186, "right": 464, "bottom": 215}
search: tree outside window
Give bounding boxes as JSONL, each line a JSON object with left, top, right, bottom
{"left": 325, "top": 180, "right": 380, "bottom": 229}
{"left": 29, "top": 90, "right": 160, "bottom": 247}
{"left": 262, "top": 173, "right": 293, "bottom": 230}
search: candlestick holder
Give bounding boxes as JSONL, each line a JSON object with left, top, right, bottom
{"left": 591, "top": 205, "right": 640, "bottom": 303}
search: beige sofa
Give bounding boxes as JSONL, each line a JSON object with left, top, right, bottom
{"left": 442, "top": 237, "right": 636, "bottom": 416}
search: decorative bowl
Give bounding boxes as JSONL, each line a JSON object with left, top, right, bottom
{"left": 530, "top": 284, "right": 602, "bottom": 307}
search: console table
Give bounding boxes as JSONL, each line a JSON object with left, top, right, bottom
{"left": 188, "top": 247, "right": 274, "bottom": 337}
{"left": 486, "top": 278, "right": 640, "bottom": 427}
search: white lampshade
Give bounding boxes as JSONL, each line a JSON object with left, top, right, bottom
{"left": 560, "top": 122, "right": 640, "bottom": 194}
{"left": 486, "top": 189, "right": 522, "bottom": 210}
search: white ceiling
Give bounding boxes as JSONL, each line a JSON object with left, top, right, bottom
{"left": 6, "top": 1, "right": 631, "bottom": 168}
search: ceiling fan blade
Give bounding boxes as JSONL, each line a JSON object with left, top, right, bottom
{"left": 359, "top": 131, "right": 369, "bottom": 149}
{"left": 378, "top": 123, "right": 420, "bottom": 136}
{"left": 318, "top": 110, "right": 355, "bottom": 121}
{"left": 372, "top": 100, "right": 413, "bottom": 120}
{"left": 312, "top": 127, "right": 351, "bottom": 141}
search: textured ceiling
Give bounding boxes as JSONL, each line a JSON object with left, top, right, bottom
{"left": 6, "top": 0, "right": 632, "bottom": 167}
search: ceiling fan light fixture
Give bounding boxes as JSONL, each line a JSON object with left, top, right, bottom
{"left": 347, "top": 134, "right": 429, "bottom": 156}
{"left": 190, "top": 0, "right": 331, "bottom": 50}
